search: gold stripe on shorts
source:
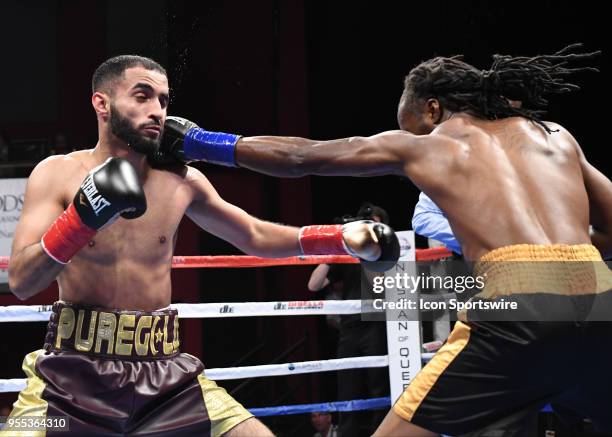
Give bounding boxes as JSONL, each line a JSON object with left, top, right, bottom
{"left": 197, "top": 374, "right": 253, "bottom": 437}
{"left": 393, "top": 322, "right": 471, "bottom": 421}
{"left": 0, "top": 350, "right": 48, "bottom": 437}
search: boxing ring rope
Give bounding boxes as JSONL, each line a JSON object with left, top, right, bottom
{"left": 0, "top": 296, "right": 458, "bottom": 322}
{"left": 0, "top": 248, "right": 453, "bottom": 418}
{"left": 0, "top": 301, "right": 364, "bottom": 322}
{"left": 0, "top": 247, "right": 452, "bottom": 270}
{"left": 0, "top": 355, "right": 439, "bottom": 394}
{"left": 251, "top": 399, "right": 555, "bottom": 417}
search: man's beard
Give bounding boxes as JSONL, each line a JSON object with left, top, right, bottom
{"left": 109, "top": 103, "right": 161, "bottom": 156}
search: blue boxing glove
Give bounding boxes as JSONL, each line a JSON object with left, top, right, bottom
{"left": 151, "top": 116, "right": 241, "bottom": 167}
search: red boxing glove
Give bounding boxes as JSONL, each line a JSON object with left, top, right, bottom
{"left": 41, "top": 204, "right": 97, "bottom": 264}
{"left": 298, "top": 225, "right": 350, "bottom": 256}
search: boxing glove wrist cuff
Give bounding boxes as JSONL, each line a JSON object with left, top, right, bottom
{"left": 183, "top": 127, "right": 240, "bottom": 167}
{"left": 299, "top": 225, "right": 351, "bottom": 256}
{"left": 41, "top": 204, "right": 97, "bottom": 264}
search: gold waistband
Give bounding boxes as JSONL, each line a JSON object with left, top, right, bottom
{"left": 477, "top": 244, "right": 603, "bottom": 262}
{"left": 44, "top": 301, "right": 180, "bottom": 360}
{"left": 473, "top": 244, "right": 611, "bottom": 298}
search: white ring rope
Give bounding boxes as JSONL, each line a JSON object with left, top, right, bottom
{"left": 0, "top": 353, "right": 435, "bottom": 393}
{"left": 0, "top": 301, "right": 364, "bottom": 322}
{"left": 0, "top": 295, "right": 454, "bottom": 322}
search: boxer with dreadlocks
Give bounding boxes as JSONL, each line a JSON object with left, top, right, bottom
{"left": 159, "top": 44, "right": 612, "bottom": 435}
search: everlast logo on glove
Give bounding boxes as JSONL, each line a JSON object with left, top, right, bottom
{"left": 80, "top": 175, "right": 111, "bottom": 216}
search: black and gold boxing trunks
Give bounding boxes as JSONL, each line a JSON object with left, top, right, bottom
{"left": 393, "top": 244, "right": 612, "bottom": 435}
{"left": 1, "top": 301, "right": 253, "bottom": 436}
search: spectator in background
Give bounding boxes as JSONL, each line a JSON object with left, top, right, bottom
{"left": 311, "top": 412, "right": 338, "bottom": 437}
{"left": 308, "top": 202, "right": 390, "bottom": 437}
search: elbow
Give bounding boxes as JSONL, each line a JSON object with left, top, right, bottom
{"left": 8, "top": 277, "right": 30, "bottom": 301}
{"left": 7, "top": 267, "right": 22, "bottom": 298}
{"left": 8, "top": 269, "right": 39, "bottom": 301}
{"left": 13, "top": 292, "right": 30, "bottom": 302}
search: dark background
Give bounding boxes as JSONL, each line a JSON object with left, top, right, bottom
{"left": 0, "top": 1, "right": 609, "bottom": 435}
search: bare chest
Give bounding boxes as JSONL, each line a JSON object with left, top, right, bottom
{"left": 63, "top": 169, "right": 192, "bottom": 265}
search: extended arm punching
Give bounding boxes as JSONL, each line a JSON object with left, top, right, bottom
{"left": 153, "top": 116, "right": 430, "bottom": 177}
{"left": 184, "top": 167, "right": 399, "bottom": 270}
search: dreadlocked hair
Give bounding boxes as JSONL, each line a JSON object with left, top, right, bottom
{"left": 403, "top": 43, "right": 600, "bottom": 133}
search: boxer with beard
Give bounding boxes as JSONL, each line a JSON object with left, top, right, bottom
{"left": 5, "top": 55, "right": 399, "bottom": 437}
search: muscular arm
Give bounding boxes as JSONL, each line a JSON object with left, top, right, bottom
{"left": 185, "top": 168, "right": 386, "bottom": 260}
{"left": 575, "top": 143, "right": 612, "bottom": 257}
{"left": 185, "top": 167, "right": 302, "bottom": 257}
{"left": 8, "top": 157, "right": 70, "bottom": 299}
{"left": 236, "top": 131, "right": 433, "bottom": 178}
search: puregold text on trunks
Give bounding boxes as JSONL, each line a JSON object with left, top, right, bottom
{"left": 54, "top": 308, "right": 180, "bottom": 357}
